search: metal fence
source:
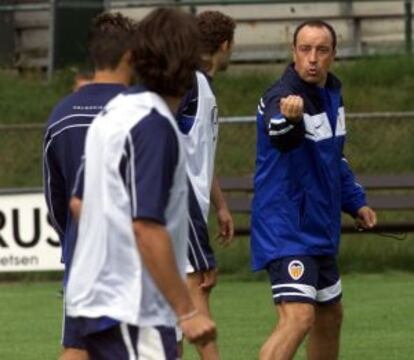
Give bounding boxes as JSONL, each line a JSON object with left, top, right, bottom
{"left": 215, "top": 113, "right": 414, "bottom": 176}
{"left": 0, "top": 113, "right": 413, "bottom": 189}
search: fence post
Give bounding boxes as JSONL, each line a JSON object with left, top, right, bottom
{"left": 0, "top": 4, "right": 15, "bottom": 67}
{"left": 103, "top": 0, "right": 111, "bottom": 10}
{"left": 405, "top": 0, "right": 412, "bottom": 55}
{"left": 342, "top": 0, "right": 361, "bottom": 56}
{"left": 47, "top": 0, "right": 56, "bottom": 82}
{"left": 52, "top": 0, "right": 104, "bottom": 70}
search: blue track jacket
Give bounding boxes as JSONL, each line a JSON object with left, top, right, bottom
{"left": 251, "top": 64, "right": 366, "bottom": 271}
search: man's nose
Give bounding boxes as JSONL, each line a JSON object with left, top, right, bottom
{"left": 309, "top": 49, "right": 317, "bottom": 63}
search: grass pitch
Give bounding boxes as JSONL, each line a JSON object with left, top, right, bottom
{"left": 1, "top": 273, "right": 414, "bottom": 359}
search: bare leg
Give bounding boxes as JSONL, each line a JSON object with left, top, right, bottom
{"left": 186, "top": 271, "right": 219, "bottom": 360}
{"left": 59, "top": 348, "right": 89, "bottom": 360}
{"left": 260, "top": 303, "right": 315, "bottom": 360}
{"left": 306, "top": 301, "right": 343, "bottom": 360}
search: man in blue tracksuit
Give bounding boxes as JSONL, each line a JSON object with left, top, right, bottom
{"left": 252, "top": 20, "right": 377, "bottom": 360}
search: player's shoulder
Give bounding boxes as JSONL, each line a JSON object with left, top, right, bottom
{"left": 260, "top": 80, "right": 286, "bottom": 110}
{"left": 120, "top": 85, "right": 173, "bottom": 120}
{"left": 100, "top": 86, "right": 176, "bottom": 137}
{"left": 127, "top": 108, "right": 179, "bottom": 162}
{"left": 196, "top": 70, "right": 209, "bottom": 83}
{"left": 132, "top": 108, "right": 177, "bottom": 139}
{"left": 46, "top": 92, "right": 79, "bottom": 126}
{"left": 261, "top": 70, "right": 300, "bottom": 110}
{"left": 195, "top": 70, "right": 214, "bottom": 94}
{"left": 257, "top": 75, "right": 295, "bottom": 120}
{"left": 95, "top": 88, "right": 141, "bottom": 123}
{"left": 48, "top": 83, "right": 127, "bottom": 120}
{"left": 45, "top": 90, "right": 101, "bottom": 137}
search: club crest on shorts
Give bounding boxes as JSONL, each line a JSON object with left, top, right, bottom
{"left": 288, "top": 260, "right": 305, "bottom": 280}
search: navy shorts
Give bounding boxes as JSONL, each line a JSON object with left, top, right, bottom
{"left": 187, "top": 180, "right": 216, "bottom": 272}
{"left": 62, "top": 303, "right": 86, "bottom": 349}
{"left": 84, "top": 324, "right": 177, "bottom": 360}
{"left": 187, "top": 217, "right": 216, "bottom": 272}
{"left": 266, "top": 256, "right": 342, "bottom": 305}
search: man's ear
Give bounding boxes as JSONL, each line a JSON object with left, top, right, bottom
{"left": 122, "top": 50, "right": 133, "bottom": 64}
{"left": 220, "top": 40, "right": 230, "bottom": 52}
{"left": 292, "top": 45, "right": 297, "bottom": 63}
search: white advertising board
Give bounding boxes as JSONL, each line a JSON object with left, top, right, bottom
{"left": 0, "top": 190, "right": 63, "bottom": 272}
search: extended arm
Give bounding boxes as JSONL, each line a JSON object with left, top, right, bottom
{"left": 133, "top": 220, "right": 215, "bottom": 344}
{"left": 68, "top": 157, "right": 85, "bottom": 222}
{"left": 210, "top": 174, "right": 234, "bottom": 246}
{"left": 128, "top": 113, "right": 216, "bottom": 343}
{"left": 340, "top": 156, "right": 376, "bottom": 229}
{"left": 43, "top": 141, "right": 67, "bottom": 237}
{"left": 263, "top": 95, "right": 305, "bottom": 152}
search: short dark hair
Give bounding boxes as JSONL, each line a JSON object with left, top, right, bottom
{"left": 293, "top": 20, "right": 337, "bottom": 49}
{"left": 197, "top": 11, "right": 236, "bottom": 55}
{"left": 132, "top": 8, "right": 200, "bottom": 97}
{"left": 88, "top": 12, "right": 134, "bottom": 70}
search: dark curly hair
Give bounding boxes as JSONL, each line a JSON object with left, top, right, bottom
{"left": 88, "top": 12, "right": 134, "bottom": 70}
{"left": 197, "top": 11, "right": 236, "bottom": 55}
{"left": 132, "top": 8, "right": 200, "bottom": 97}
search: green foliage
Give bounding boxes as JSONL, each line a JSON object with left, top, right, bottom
{"left": 2, "top": 275, "right": 414, "bottom": 359}
{"left": 0, "top": 70, "right": 73, "bottom": 125}
{"left": 335, "top": 56, "right": 414, "bottom": 112}
{"left": 214, "top": 68, "right": 278, "bottom": 116}
{"left": 2, "top": 55, "right": 414, "bottom": 124}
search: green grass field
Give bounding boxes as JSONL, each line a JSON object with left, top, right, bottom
{"left": 1, "top": 273, "right": 414, "bottom": 359}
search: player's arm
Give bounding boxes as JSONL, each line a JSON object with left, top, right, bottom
{"left": 127, "top": 113, "right": 215, "bottom": 344}
{"left": 69, "top": 197, "right": 82, "bottom": 221}
{"left": 210, "top": 174, "right": 234, "bottom": 246}
{"left": 69, "top": 157, "right": 86, "bottom": 222}
{"left": 262, "top": 94, "right": 305, "bottom": 152}
{"left": 43, "top": 138, "right": 67, "bottom": 236}
{"left": 340, "top": 155, "right": 376, "bottom": 229}
{"left": 133, "top": 220, "right": 215, "bottom": 344}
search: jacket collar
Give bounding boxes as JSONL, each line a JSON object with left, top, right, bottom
{"left": 282, "top": 63, "right": 342, "bottom": 96}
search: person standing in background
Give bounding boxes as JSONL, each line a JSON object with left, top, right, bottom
{"left": 251, "top": 20, "right": 377, "bottom": 360}
{"left": 43, "top": 12, "right": 135, "bottom": 360}
{"left": 175, "top": 10, "right": 236, "bottom": 359}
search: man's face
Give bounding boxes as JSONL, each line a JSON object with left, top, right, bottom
{"left": 293, "top": 25, "right": 336, "bottom": 87}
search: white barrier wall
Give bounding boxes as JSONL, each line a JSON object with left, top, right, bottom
{"left": 0, "top": 191, "right": 63, "bottom": 272}
{"left": 4, "top": 1, "right": 410, "bottom": 69}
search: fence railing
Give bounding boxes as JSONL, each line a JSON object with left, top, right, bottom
{"left": 2, "top": 111, "right": 414, "bottom": 129}
{"left": 0, "top": 111, "right": 413, "bottom": 189}
{"left": 218, "top": 111, "right": 414, "bottom": 123}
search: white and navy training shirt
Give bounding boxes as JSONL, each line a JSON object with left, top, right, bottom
{"left": 176, "top": 71, "right": 218, "bottom": 271}
{"left": 66, "top": 85, "right": 188, "bottom": 330}
{"left": 43, "top": 83, "right": 126, "bottom": 283}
